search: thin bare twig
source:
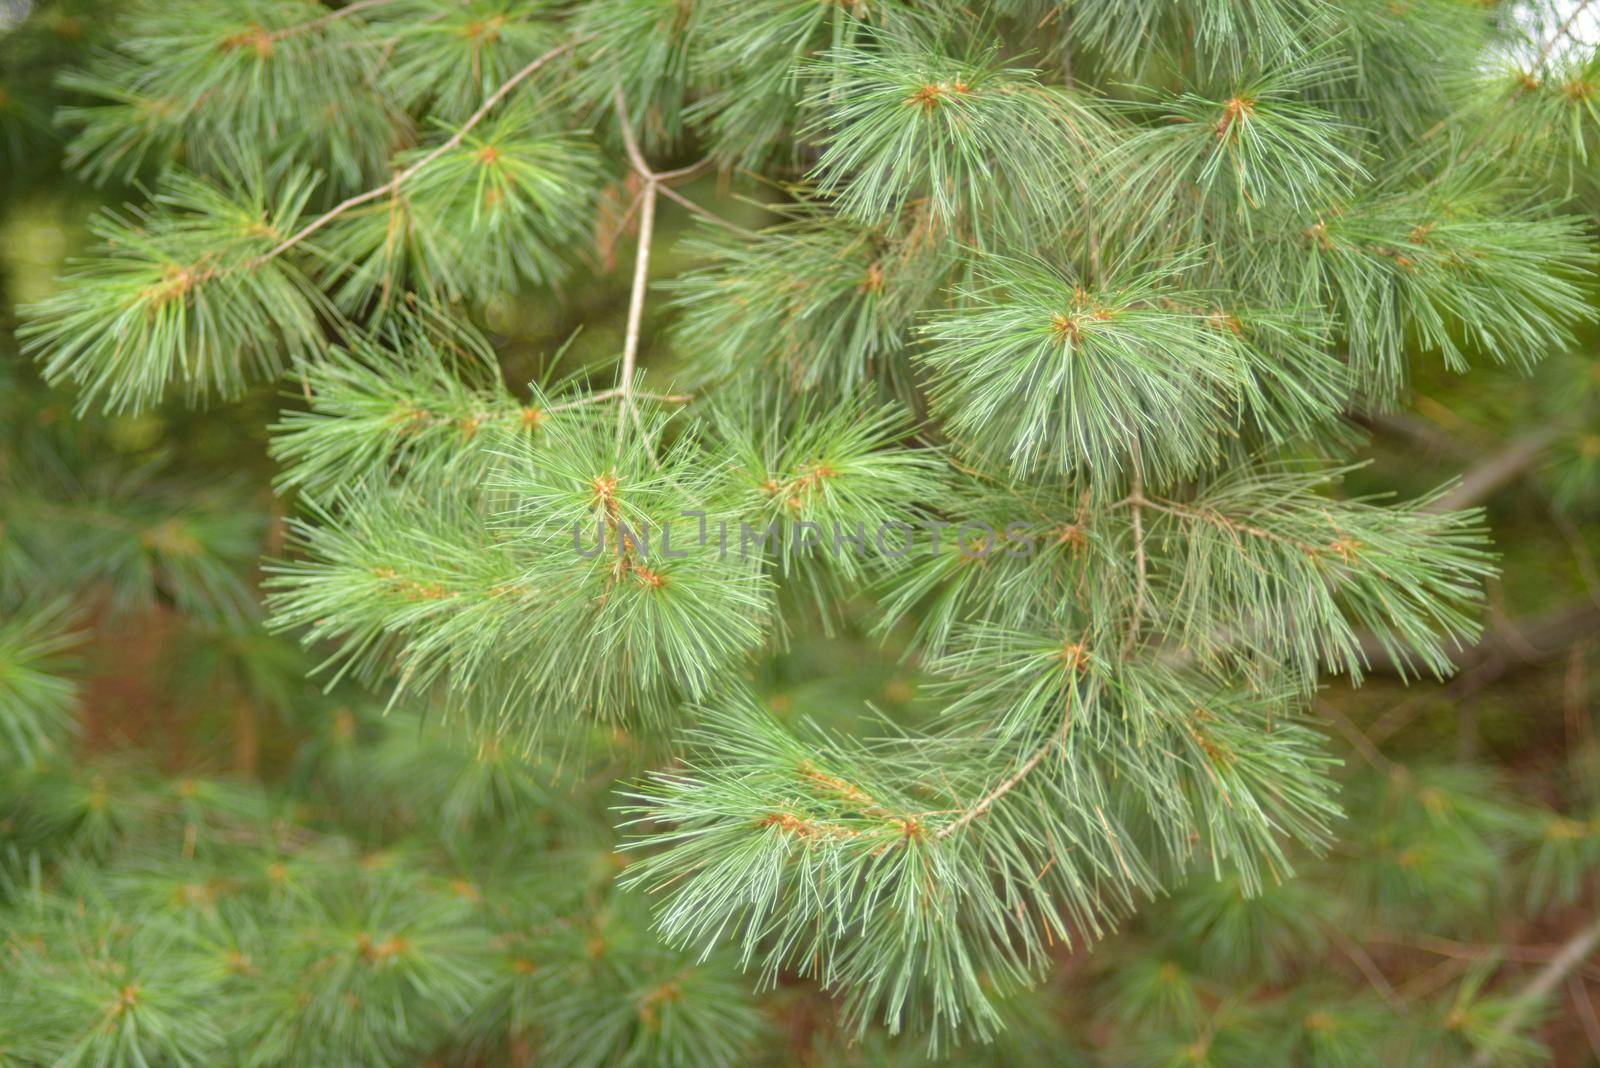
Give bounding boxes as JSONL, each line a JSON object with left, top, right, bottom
{"left": 659, "top": 183, "right": 757, "bottom": 235}
{"left": 1534, "top": 0, "right": 1597, "bottom": 71}
{"left": 611, "top": 87, "right": 659, "bottom": 436}
{"left": 544, "top": 388, "right": 622, "bottom": 413}
{"left": 1364, "top": 930, "right": 1600, "bottom": 969}
{"left": 606, "top": 91, "right": 720, "bottom": 435}
{"left": 934, "top": 686, "right": 1080, "bottom": 842}
{"left": 1468, "top": 916, "right": 1600, "bottom": 1068}
{"left": 1313, "top": 700, "right": 1400, "bottom": 776}
{"left": 612, "top": 85, "right": 653, "bottom": 179}
{"left": 1401, "top": 956, "right": 1473, "bottom": 1003}
{"left": 655, "top": 157, "right": 718, "bottom": 184}
{"left": 1427, "top": 427, "right": 1561, "bottom": 513}
{"left": 253, "top": 39, "right": 581, "bottom": 266}
{"left": 1326, "top": 926, "right": 1403, "bottom": 1010}
{"left": 540, "top": 384, "right": 689, "bottom": 415}
{"left": 269, "top": 0, "right": 393, "bottom": 41}
{"left": 934, "top": 738, "right": 1057, "bottom": 840}
{"left": 1125, "top": 453, "right": 1147, "bottom": 655}
{"left": 1570, "top": 975, "right": 1600, "bottom": 1061}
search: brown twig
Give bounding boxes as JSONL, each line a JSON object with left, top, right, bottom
{"left": 1427, "top": 427, "right": 1562, "bottom": 514}
{"left": 934, "top": 738, "right": 1057, "bottom": 840}
{"left": 1468, "top": 916, "right": 1600, "bottom": 1068}
{"left": 1534, "top": 0, "right": 1597, "bottom": 72}
{"left": 658, "top": 183, "right": 757, "bottom": 235}
{"left": 546, "top": 389, "right": 690, "bottom": 415}
{"left": 1358, "top": 600, "right": 1600, "bottom": 683}
{"left": 1570, "top": 975, "right": 1600, "bottom": 1061}
{"left": 268, "top": 0, "right": 393, "bottom": 41}
{"left": 934, "top": 684, "right": 1080, "bottom": 841}
{"left": 611, "top": 87, "right": 659, "bottom": 436}
{"left": 1125, "top": 453, "right": 1148, "bottom": 655}
{"left": 606, "top": 96, "right": 727, "bottom": 435}
{"left": 252, "top": 39, "right": 581, "bottom": 266}
{"left": 1326, "top": 925, "right": 1403, "bottom": 1009}
{"left": 1365, "top": 930, "right": 1600, "bottom": 970}
{"left": 1314, "top": 700, "right": 1399, "bottom": 776}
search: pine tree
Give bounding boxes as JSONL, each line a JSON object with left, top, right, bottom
{"left": 3, "top": 0, "right": 1600, "bottom": 1064}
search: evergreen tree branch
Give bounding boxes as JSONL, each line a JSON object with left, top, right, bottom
{"left": 18, "top": 6, "right": 1596, "bottom": 1054}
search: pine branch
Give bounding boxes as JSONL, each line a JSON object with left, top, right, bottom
{"left": 0, "top": 601, "right": 83, "bottom": 765}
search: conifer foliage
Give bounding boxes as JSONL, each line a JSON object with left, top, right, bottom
{"left": 4, "top": 0, "right": 1600, "bottom": 1064}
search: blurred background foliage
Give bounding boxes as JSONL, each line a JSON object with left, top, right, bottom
{"left": 0, "top": 1, "right": 1598, "bottom": 1066}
